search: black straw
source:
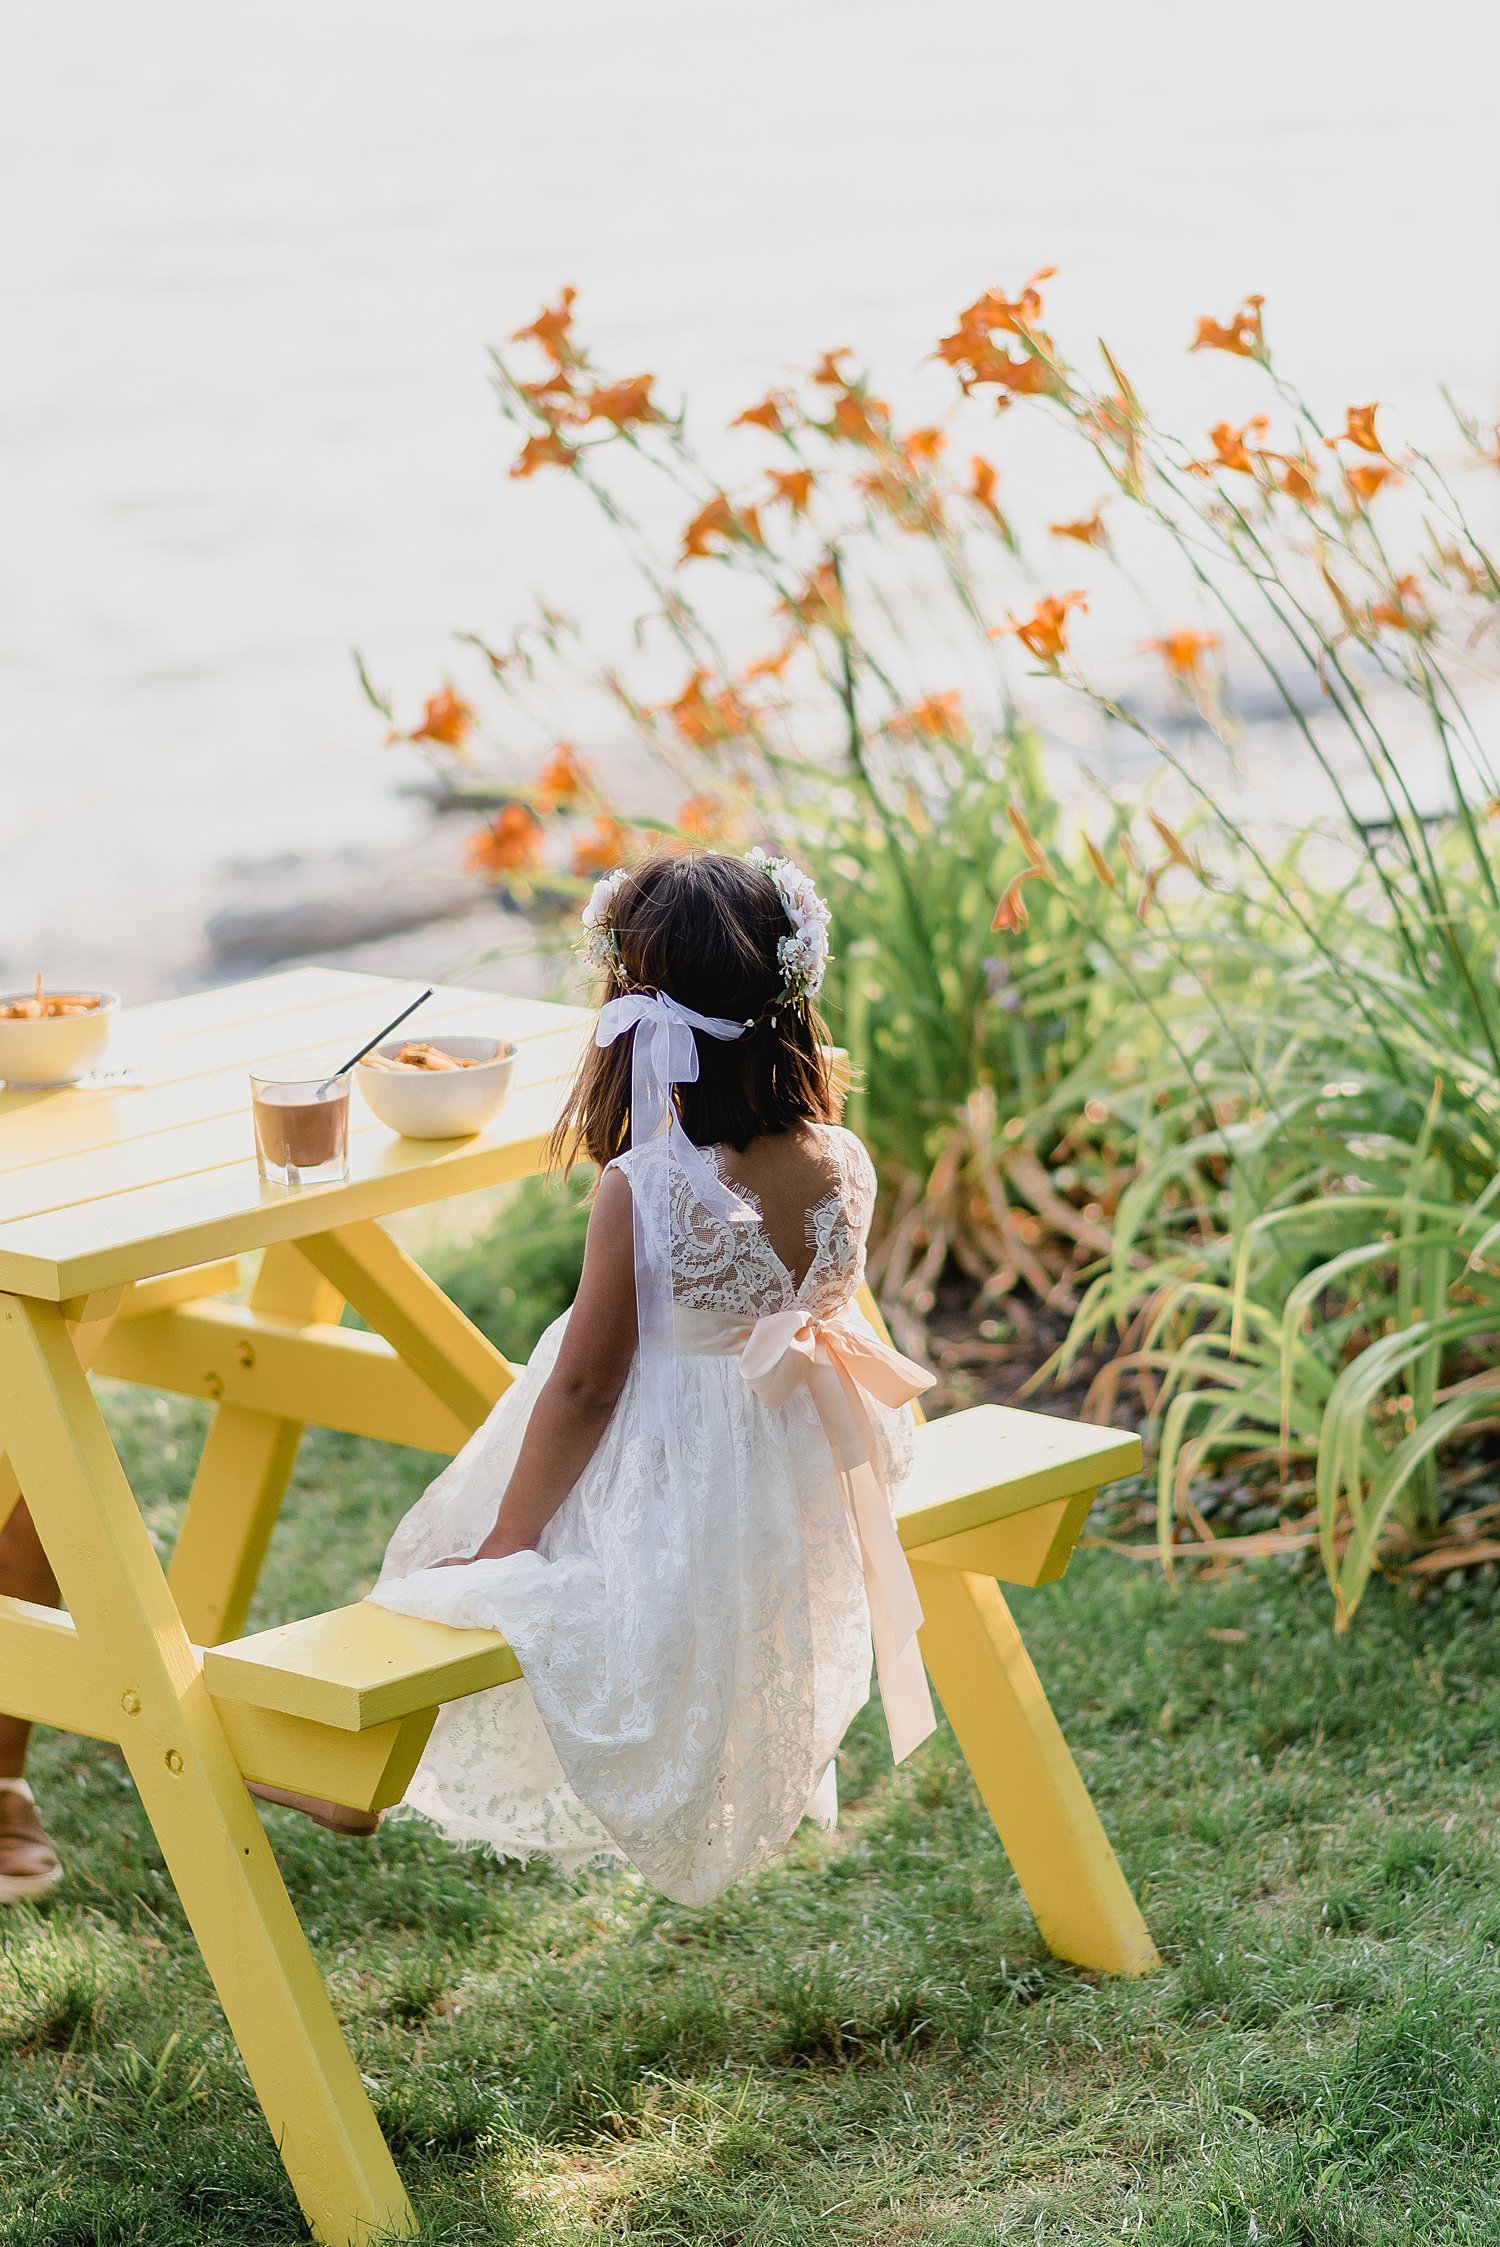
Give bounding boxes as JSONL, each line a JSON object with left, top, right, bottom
{"left": 321, "top": 988, "right": 433, "bottom": 1090}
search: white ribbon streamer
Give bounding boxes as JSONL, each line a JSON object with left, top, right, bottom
{"left": 595, "top": 991, "right": 758, "bottom": 1458}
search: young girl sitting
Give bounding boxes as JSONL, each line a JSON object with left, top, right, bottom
{"left": 364, "top": 847, "right": 937, "bottom": 1904}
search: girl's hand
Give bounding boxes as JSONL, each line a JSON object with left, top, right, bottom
{"left": 431, "top": 1537, "right": 536, "bottom": 1569}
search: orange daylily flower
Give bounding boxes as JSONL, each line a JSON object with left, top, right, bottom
{"left": 658, "top": 670, "right": 750, "bottom": 749}
{"left": 828, "top": 390, "right": 891, "bottom": 447}
{"left": 1146, "top": 630, "right": 1220, "bottom": 682}
{"left": 511, "top": 431, "right": 577, "bottom": 478}
{"left": 903, "top": 425, "right": 946, "bottom": 465}
{"left": 1346, "top": 460, "right": 1403, "bottom": 502}
{"left": 991, "top": 591, "right": 1088, "bottom": 668}
{"left": 571, "top": 816, "right": 633, "bottom": 878}
{"left": 534, "top": 741, "right": 592, "bottom": 810}
{"left": 1371, "top": 574, "right": 1430, "bottom": 634}
{"left": 465, "top": 804, "right": 544, "bottom": 878}
{"left": 675, "top": 792, "right": 743, "bottom": 845}
{"left": 978, "top": 349, "right": 1057, "bottom": 399}
{"left": 767, "top": 467, "right": 815, "bottom": 515}
{"left": 512, "top": 288, "right": 579, "bottom": 366}
{"left": 855, "top": 464, "right": 943, "bottom": 534}
{"left": 1274, "top": 450, "right": 1320, "bottom": 503}
{"left": 389, "top": 686, "right": 475, "bottom": 752}
{"left": 743, "top": 642, "right": 797, "bottom": 682}
{"left": 1189, "top": 295, "right": 1266, "bottom": 358}
{"left": 890, "top": 692, "right": 966, "bottom": 741}
{"left": 733, "top": 390, "right": 793, "bottom": 434}
{"left": 515, "top": 372, "right": 577, "bottom": 418}
{"left": 1189, "top": 418, "right": 1271, "bottom": 477}
{"left": 1329, "top": 403, "right": 1385, "bottom": 456}
{"left": 939, "top": 273, "right": 1054, "bottom": 358}
{"left": 937, "top": 277, "right": 1060, "bottom": 395}
{"left": 811, "top": 348, "right": 855, "bottom": 387}
{"left": 679, "top": 492, "right": 763, "bottom": 562}
{"left": 991, "top": 866, "right": 1050, "bottom": 931}
{"left": 780, "top": 560, "right": 848, "bottom": 635}
{"left": 965, "top": 457, "right": 1012, "bottom": 539}
{"left": 578, "top": 375, "right": 662, "bottom": 430}
{"left": 1049, "top": 508, "right": 1108, "bottom": 547}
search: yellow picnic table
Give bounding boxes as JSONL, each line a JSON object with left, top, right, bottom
{"left": 0, "top": 966, "right": 1156, "bottom": 2246}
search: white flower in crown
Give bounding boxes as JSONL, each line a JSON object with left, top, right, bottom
{"left": 744, "top": 846, "right": 832, "bottom": 1002}
{"left": 580, "top": 866, "right": 629, "bottom": 976}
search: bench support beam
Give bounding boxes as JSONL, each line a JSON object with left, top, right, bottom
{"left": 912, "top": 1561, "right": 1158, "bottom": 1976}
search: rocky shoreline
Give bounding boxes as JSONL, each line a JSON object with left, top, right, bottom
{"left": 186, "top": 812, "right": 558, "bottom": 1004}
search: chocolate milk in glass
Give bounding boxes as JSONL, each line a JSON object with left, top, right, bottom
{"left": 250, "top": 1074, "right": 350, "bottom": 1187}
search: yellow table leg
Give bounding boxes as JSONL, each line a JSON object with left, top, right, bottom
{"left": 171, "top": 1246, "right": 344, "bottom": 1645}
{"left": 300, "top": 1220, "right": 514, "bottom": 1434}
{"left": 0, "top": 1456, "right": 20, "bottom": 1541}
{"left": 911, "top": 1561, "right": 1158, "bottom": 1975}
{"left": 0, "top": 1292, "right": 414, "bottom": 2247}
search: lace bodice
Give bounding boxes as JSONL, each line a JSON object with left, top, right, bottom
{"left": 609, "top": 1123, "right": 877, "bottom": 1323}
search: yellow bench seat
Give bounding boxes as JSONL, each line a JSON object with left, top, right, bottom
{"left": 205, "top": 1602, "right": 521, "bottom": 1732}
{"left": 897, "top": 1403, "right": 1139, "bottom": 1584}
{"left": 202, "top": 1401, "right": 1138, "bottom": 1814}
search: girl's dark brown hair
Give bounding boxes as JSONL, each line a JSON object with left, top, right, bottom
{"left": 550, "top": 850, "right": 837, "bottom": 1170}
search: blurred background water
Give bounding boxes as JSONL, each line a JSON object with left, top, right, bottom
{"left": 3, "top": 0, "right": 1498, "bottom": 995}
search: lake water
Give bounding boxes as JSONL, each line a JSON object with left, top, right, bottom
{"left": 4, "top": 0, "right": 1498, "bottom": 994}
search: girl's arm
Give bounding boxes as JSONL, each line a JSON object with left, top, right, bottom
{"left": 441, "top": 1169, "right": 638, "bottom": 1563}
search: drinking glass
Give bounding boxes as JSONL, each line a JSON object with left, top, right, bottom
{"left": 250, "top": 1073, "right": 350, "bottom": 1188}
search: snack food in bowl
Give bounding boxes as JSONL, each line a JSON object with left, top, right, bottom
{"left": 356, "top": 1035, "right": 517, "bottom": 1139}
{"left": 0, "top": 978, "right": 119, "bottom": 1087}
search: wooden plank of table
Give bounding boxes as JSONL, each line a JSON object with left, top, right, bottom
{"left": 0, "top": 1070, "right": 579, "bottom": 1299}
{"left": 0, "top": 1019, "right": 588, "bottom": 1220}
{"left": 0, "top": 984, "right": 581, "bottom": 1171}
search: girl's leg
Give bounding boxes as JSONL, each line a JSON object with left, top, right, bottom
{"left": 0, "top": 1497, "right": 65, "bottom": 1899}
{"left": 0, "top": 1496, "right": 60, "bottom": 1778}
{"left": 246, "top": 1780, "right": 383, "bottom": 1837}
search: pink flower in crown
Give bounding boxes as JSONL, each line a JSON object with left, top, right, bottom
{"left": 744, "top": 847, "right": 832, "bottom": 1001}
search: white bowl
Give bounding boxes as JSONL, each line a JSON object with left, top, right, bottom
{"left": 355, "top": 1035, "right": 517, "bottom": 1139}
{"left": 0, "top": 989, "right": 119, "bottom": 1087}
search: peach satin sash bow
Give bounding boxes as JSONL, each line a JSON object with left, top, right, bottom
{"left": 739, "top": 1307, "right": 938, "bottom": 1763}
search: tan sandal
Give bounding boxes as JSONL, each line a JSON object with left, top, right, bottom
{"left": 0, "top": 1778, "right": 63, "bottom": 1902}
{"left": 246, "top": 1779, "right": 384, "bottom": 1837}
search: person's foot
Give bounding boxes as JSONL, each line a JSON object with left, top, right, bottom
{"left": 0, "top": 1779, "right": 63, "bottom": 1902}
{"left": 246, "top": 1780, "right": 384, "bottom": 1837}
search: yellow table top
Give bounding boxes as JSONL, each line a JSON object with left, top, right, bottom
{"left": 0, "top": 968, "right": 592, "bottom": 1302}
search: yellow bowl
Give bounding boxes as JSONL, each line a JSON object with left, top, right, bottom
{"left": 355, "top": 1035, "right": 517, "bottom": 1139}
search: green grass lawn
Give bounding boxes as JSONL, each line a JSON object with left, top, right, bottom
{"left": 5, "top": 1206, "right": 1500, "bottom": 2243}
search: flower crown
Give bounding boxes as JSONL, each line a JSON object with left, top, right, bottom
{"left": 581, "top": 849, "right": 832, "bottom": 1012}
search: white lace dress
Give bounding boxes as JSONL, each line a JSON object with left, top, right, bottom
{"left": 367, "top": 1124, "right": 917, "bottom": 1905}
